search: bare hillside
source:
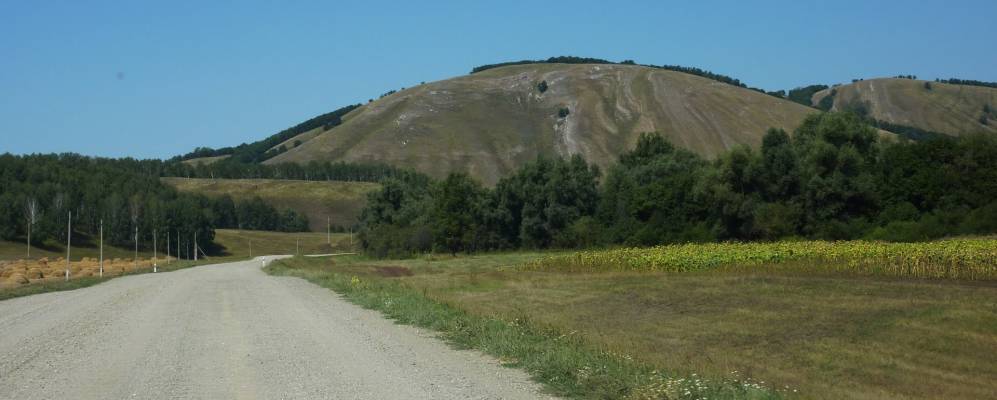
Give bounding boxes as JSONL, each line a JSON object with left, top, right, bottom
{"left": 812, "top": 78, "right": 997, "bottom": 137}
{"left": 265, "top": 63, "right": 817, "bottom": 184}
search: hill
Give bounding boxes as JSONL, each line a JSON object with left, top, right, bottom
{"left": 263, "top": 63, "right": 817, "bottom": 184}
{"left": 812, "top": 78, "right": 997, "bottom": 137}
{"left": 161, "top": 178, "right": 379, "bottom": 231}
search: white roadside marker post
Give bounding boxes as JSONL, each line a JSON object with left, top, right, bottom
{"left": 153, "top": 229, "right": 157, "bottom": 273}
{"left": 65, "top": 211, "right": 71, "bottom": 281}
{"left": 99, "top": 219, "right": 103, "bottom": 278}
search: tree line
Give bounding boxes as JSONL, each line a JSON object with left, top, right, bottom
{"left": 470, "top": 56, "right": 755, "bottom": 91}
{"left": 162, "top": 159, "right": 429, "bottom": 185}
{"left": 935, "top": 78, "right": 997, "bottom": 89}
{"left": 0, "top": 154, "right": 309, "bottom": 257}
{"left": 358, "top": 112, "right": 997, "bottom": 257}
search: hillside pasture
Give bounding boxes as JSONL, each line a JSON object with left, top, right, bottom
{"left": 162, "top": 177, "right": 379, "bottom": 231}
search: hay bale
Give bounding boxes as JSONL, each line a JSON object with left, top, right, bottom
{"left": 26, "top": 268, "right": 44, "bottom": 279}
{"left": 7, "top": 273, "right": 28, "bottom": 285}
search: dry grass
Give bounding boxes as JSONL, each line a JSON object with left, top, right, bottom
{"left": 180, "top": 155, "right": 230, "bottom": 165}
{"left": 0, "top": 256, "right": 170, "bottom": 287}
{"left": 163, "top": 177, "right": 379, "bottom": 231}
{"left": 266, "top": 63, "right": 817, "bottom": 185}
{"left": 309, "top": 251, "right": 997, "bottom": 399}
{"left": 813, "top": 78, "right": 997, "bottom": 136}
{"left": 212, "top": 229, "right": 355, "bottom": 257}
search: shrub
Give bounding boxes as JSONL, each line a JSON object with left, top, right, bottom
{"left": 537, "top": 80, "right": 548, "bottom": 93}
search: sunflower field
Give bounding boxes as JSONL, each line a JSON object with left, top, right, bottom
{"left": 522, "top": 238, "right": 997, "bottom": 280}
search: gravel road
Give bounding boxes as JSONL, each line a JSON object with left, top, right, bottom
{"left": 0, "top": 257, "right": 552, "bottom": 399}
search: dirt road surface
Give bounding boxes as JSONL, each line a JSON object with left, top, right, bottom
{"left": 0, "top": 257, "right": 551, "bottom": 399}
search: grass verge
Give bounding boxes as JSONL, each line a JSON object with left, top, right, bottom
{"left": 266, "top": 256, "right": 781, "bottom": 400}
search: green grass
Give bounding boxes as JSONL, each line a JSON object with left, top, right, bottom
{"left": 267, "top": 255, "right": 780, "bottom": 400}
{"left": 267, "top": 251, "right": 997, "bottom": 399}
{"left": 162, "top": 177, "right": 380, "bottom": 231}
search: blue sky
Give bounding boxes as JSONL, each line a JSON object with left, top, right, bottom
{"left": 2, "top": 0, "right": 995, "bottom": 159}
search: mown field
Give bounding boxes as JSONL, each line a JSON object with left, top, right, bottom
{"left": 162, "top": 177, "right": 379, "bottom": 231}
{"left": 268, "top": 239, "right": 997, "bottom": 400}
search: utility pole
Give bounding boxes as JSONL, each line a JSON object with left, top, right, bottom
{"left": 153, "top": 229, "right": 157, "bottom": 273}
{"left": 99, "top": 219, "right": 103, "bottom": 278}
{"left": 65, "top": 210, "right": 71, "bottom": 281}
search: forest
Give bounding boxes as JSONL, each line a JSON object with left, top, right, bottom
{"left": 358, "top": 112, "right": 997, "bottom": 257}
{"left": 0, "top": 154, "right": 309, "bottom": 256}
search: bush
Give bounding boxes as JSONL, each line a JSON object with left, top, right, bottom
{"left": 558, "top": 108, "right": 570, "bottom": 118}
{"left": 960, "top": 202, "right": 997, "bottom": 235}
{"left": 537, "top": 80, "right": 548, "bottom": 93}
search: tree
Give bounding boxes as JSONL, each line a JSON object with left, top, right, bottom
{"left": 792, "top": 112, "right": 879, "bottom": 238}
{"left": 23, "top": 197, "right": 39, "bottom": 257}
{"left": 431, "top": 173, "right": 485, "bottom": 254}
{"left": 598, "top": 134, "right": 709, "bottom": 245}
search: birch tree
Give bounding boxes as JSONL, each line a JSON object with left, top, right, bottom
{"left": 24, "top": 197, "right": 40, "bottom": 258}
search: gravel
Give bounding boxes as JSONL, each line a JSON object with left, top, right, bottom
{"left": 0, "top": 256, "right": 553, "bottom": 399}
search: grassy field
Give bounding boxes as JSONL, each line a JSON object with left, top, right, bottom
{"left": 268, "top": 243, "right": 997, "bottom": 399}
{"left": 180, "top": 154, "right": 230, "bottom": 165}
{"left": 212, "top": 229, "right": 355, "bottom": 257}
{"left": 163, "top": 177, "right": 379, "bottom": 231}
{"left": 265, "top": 63, "right": 816, "bottom": 185}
